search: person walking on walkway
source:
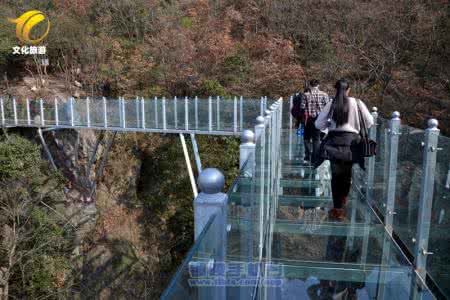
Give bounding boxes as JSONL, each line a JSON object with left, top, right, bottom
{"left": 300, "top": 79, "right": 329, "bottom": 164}
{"left": 315, "top": 79, "right": 374, "bottom": 220}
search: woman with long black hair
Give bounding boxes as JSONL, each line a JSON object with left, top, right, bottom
{"left": 315, "top": 79, "right": 374, "bottom": 220}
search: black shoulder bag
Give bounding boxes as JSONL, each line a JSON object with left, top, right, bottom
{"left": 357, "top": 101, "right": 377, "bottom": 157}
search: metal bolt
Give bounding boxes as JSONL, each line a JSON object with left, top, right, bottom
{"left": 207, "top": 258, "right": 215, "bottom": 271}
{"left": 430, "top": 146, "right": 443, "bottom": 152}
{"left": 421, "top": 249, "right": 434, "bottom": 256}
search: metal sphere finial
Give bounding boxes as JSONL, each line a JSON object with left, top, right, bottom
{"left": 428, "top": 119, "right": 439, "bottom": 129}
{"left": 256, "top": 116, "right": 265, "bottom": 125}
{"left": 241, "top": 129, "right": 255, "bottom": 144}
{"left": 392, "top": 111, "right": 400, "bottom": 119}
{"left": 198, "top": 168, "right": 225, "bottom": 194}
{"left": 372, "top": 107, "right": 378, "bottom": 112}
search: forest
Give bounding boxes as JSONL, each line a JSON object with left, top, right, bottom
{"left": 0, "top": 0, "right": 449, "bottom": 298}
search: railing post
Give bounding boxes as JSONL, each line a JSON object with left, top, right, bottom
{"left": 141, "top": 97, "right": 146, "bottom": 129}
{"left": 69, "top": 97, "right": 75, "bottom": 127}
{"left": 289, "top": 96, "right": 293, "bottom": 160}
{"left": 264, "top": 109, "right": 273, "bottom": 224}
{"left": 27, "top": 98, "right": 31, "bottom": 125}
{"left": 233, "top": 96, "right": 238, "bottom": 133}
{"left": 195, "top": 96, "right": 199, "bottom": 129}
{"left": 119, "top": 97, "right": 123, "bottom": 128}
{"left": 414, "top": 119, "right": 440, "bottom": 279}
{"left": 193, "top": 169, "right": 227, "bottom": 300}
{"left": 240, "top": 130, "right": 255, "bottom": 177}
{"left": 366, "top": 107, "right": 378, "bottom": 204}
{"left": 0, "top": 97, "right": 4, "bottom": 126}
{"left": 136, "top": 97, "right": 140, "bottom": 128}
{"left": 185, "top": 97, "right": 189, "bottom": 131}
{"left": 254, "top": 116, "right": 265, "bottom": 139}
{"left": 103, "top": 97, "right": 108, "bottom": 128}
{"left": 39, "top": 98, "right": 45, "bottom": 126}
{"left": 216, "top": 96, "right": 220, "bottom": 130}
{"left": 162, "top": 97, "right": 167, "bottom": 130}
{"left": 121, "top": 97, "right": 126, "bottom": 128}
{"left": 13, "top": 98, "right": 18, "bottom": 125}
{"left": 174, "top": 96, "right": 178, "bottom": 129}
{"left": 194, "top": 168, "right": 227, "bottom": 238}
{"left": 385, "top": 111, "right": 401, "bottom": 234}
{"left": 239, "top": 96, "right": 243, "bottom": 131}
{"left": 54, "top": 98, "right": 59, "bottom": 126}
{"left": 260, "top": 96, "right": 264, "bottom": 116}
{"left": 154, "top": 96, "right": 159, "bottom": 128}
{"left": 208, "top": 96, "right": 212, "bottom": 132}
{"left": 86, "top": 97, "right": 91, "bottom": 128}
{"left": 256, "top": 116, "right": 266, "bottom": 260}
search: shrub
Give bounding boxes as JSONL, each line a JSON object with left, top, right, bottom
{"left": 197, "top": 79, "right": 226, "bottom": 96}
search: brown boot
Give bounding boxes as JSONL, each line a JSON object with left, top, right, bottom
{"left": 328, "top": 208, "right": 346, "bottom": 221}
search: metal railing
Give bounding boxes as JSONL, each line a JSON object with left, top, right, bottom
{"left": 352, "top": 110, "right": 449, "bottom": 299}
{"left": 161, "top": 98, "right": 284, "bottom": 300}
{"left": 0, "top": 96, "right": 271, "bottom": 136}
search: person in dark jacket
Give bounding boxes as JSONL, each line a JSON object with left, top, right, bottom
{"left": 315, "top": 79, "right": 374, "bottom": 220}
{"left": 301, "top": 80, "right": 330, "bottom": 164}
{"left": 291, "top": 91, "right": 305, "bottom": 129}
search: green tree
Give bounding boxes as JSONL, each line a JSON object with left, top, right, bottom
{"left": 0, "top": 135, "right": 75, "bottom": 299}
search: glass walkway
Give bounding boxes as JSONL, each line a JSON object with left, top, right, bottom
{"left": 160, "top": 99, "right": 449, "bottom": 300}
{"left": 0, "top": 96, "right": 448, "bottom": 299}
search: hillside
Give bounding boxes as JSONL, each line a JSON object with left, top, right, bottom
{"left": 0, "top": 0, "right": 449, "bottom": 298}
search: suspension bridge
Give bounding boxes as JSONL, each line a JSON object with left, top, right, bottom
{"left": 0, "top": 96, "right": 448, "bottom": 299}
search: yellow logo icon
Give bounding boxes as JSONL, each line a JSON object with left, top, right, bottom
{"left": 8, "top": 10, "right": 50, "bottom": 45}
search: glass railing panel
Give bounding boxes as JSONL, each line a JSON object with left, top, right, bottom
{"left": 1, "top": 96, "right": 14, "bottom": 124}
{"left": 196, "top": 99, "right": 210, "bottom": 131}
{"left": 123, "top": 98, "right": 139, "bottom": 128}
{"left": 393, "top": 125, "right": 424, "bottom": 254}
{"left": 163, "top": 98, "right": 176, "bottom": 129}
{"left": 89, "top": 97, "right": 105, "bottom": 127}
{"left": 105, "top": 98, "right": 121, "bottom": 128}
{"left": 221, "top": 99, "right": 237, "bottom": 132}
{"left": 216, "top": 98, "right": 226, "bottom": 131}
{"left": 41, "top": 98, "right": 55, "bottom": 125}
{"left": 372, "top": 117, "right": 390, "bottom": 217}
{"left": 161, "top": 214, "right": 222, "bottom": 299}
{"left": 175, "top": 98, "right": 187, "bottom": 130}
{"left": 427, "top": 134, "right": 450, "bottom": 299}
{"left": 241, "top": 99, "right": 261, "bottom": 130}
{"left": 53, "top": 98, "right": 66, "bottom": 126}
{"left": 14, "top": 98, "right": 27, "bottom": 125}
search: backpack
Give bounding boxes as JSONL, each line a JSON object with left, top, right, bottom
{"left": 290, "top": 93, "right": 303, "bottom": 118}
